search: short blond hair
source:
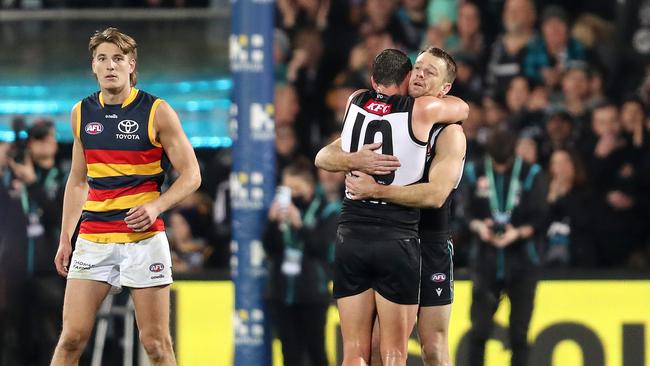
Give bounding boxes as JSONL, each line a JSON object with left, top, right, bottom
{"left": 89, "top": 27, "right": 138, "bottom": 86}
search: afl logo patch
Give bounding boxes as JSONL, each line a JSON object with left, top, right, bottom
{"left": 431, "top": 273, "right": 446, "bottom": 282}
{"left": 149, "top": 263, "right": 165, "bottom": 272}
{"left": 118, "top": 119, "right": 139, "bottom": 134}
{"left": 85, "top": 122, "right": 104, "bottom": 135}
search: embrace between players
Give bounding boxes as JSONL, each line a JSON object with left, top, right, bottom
{"left": 315, "top": 47, "right": 468, "bottom": 366}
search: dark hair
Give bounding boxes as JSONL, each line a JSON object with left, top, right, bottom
{"left": 371, "top": 49, "right": 413, "bottom": 87}
{"left": 28, "top": 119, "right": 54, "bottom": 140}
{"left": 419, "top": 46, "right": 457, "bottom": 83}
{"left": 282, "top": 156, "right": 316, "bottom": 187}
{"left": 486, "top": 127, "right": 517, "bottom": 165}
{"left": 551, "top": 148, "right": 587, "bottom": 188}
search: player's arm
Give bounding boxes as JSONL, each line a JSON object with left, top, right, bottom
{"left": 346, "top": 124, "right": 466, "bottom": 208}
{"left": 314, "top": 138, "right": 400, "bottom": 175}
{"left": 54, "top": 105, "right": 89, "bottom": 277}
{"left": 420, "top": 95, "right": 469, "bottom": 124}
{"left": 124, "top": 101, "right": 201, "bottom": 232}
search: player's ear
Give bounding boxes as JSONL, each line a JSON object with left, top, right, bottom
{"left": 128, "top": 56, "right": 136, "bottom": 73}
{"left": 370, "top": 76, "right": 378, "bottom": 91}
{"left": 439, "top": 82, "right": 452, "bottom": 97}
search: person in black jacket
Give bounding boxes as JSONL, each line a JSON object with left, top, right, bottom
{"left": 264, "top": 160, "right": 342, "bottom": 366}
{"left": 463, "top": 128, "right": 548, "bottom": 366}
{"left": 7, "top": 119, "right": 66, "bottom": 365}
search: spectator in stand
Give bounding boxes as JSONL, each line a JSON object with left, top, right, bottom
{"left": 287, "top": 27, "right": 330, "bottom": 156}
{"left": 557, "top": 65, "right": 590, "bottom": 129}
{"left": 276, "top": 0, "right": 330, "bottom": 34}
{"left": 275, "top": 84, "right": 301, "bottom": 127}
{"left": 450, "top": 52, "right": 483, "bottom": 101}
{"left": 0, "top": 141, "right": 10, "bottom": 186}
{"left": 505, "top": 76, "right": 545, "bottom": 134}
{"left": 359, "top": 0, "right": 405, "bottom": 44}
{"left": 323, "top": 72, "right": 366, "bottom": 137}
{"left": 482, "top": 94, "right": 508, "bottom": 128}
{"left": 485, "top": 0, "right": 536, "bottom": 96}
{"left": 169, "top": 208, "right": 209, "bottom": 273}
{"left": 545, "top": 149, "right": 595, "bottom": 267}
{"left": 620, "top": 96, "right": 649, "bottom": 158}
{"left": 276, "top": 125, "right": 300, "bottom": 180}
{"left": 538, "top": 111, "right": 576, "bottom": 167}
{"left": 446, "top": 2, "right": 485, "bottom": 65}
{"left": 264, "top": 160, "right": 340, "bottom": 366}
{"left": 584, "top": 102, "right": 644, "bottom": 267}
{"left": 524, "top": 5, "right": 586, "bottom": 90}
{"left": 516, "top": 135, "right": 538, "bottom": 166}
{"left": 7, "top": 119, "right": 67, "bottom": 366}
{"left": 396, "top": 0, "right": 428, "bottom": 53}
{"left": 464, "top": 99, "right": 487, "bottom": 163}
{"left": 274, "top": 29, "right": 292, "bottom": 83}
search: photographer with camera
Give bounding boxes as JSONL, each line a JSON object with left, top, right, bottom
{"left": 263, "top": 159, "right": 342, "bottom": 366}
{"left": 6, "top": 118, "right": 66, "bottom": 365}
{"left": 463, "top": 128, "right": 548, "bottom": 366}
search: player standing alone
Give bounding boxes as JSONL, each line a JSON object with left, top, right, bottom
{"left": 50, "top": 28, "right": 200, "bottom": 366}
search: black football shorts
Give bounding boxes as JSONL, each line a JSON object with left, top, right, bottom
{"left": 333, "top": 229, "right": 421, "bottom": 305}
{"left": 419, "top": 232, "right": 454, "bottom": 306}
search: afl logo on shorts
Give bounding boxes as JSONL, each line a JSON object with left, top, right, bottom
{"left": 85, "top": 122, "right": 104, "bottom": 135}
{"left": 149, "top": 263, "right": 165, "bottom": 272}
{"left": 431, "top": 273, "right": 446, "bottom": 282}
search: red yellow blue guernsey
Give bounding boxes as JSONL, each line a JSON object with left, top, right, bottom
{"left": 74, "top": 88, "right": 169, "bottom": 243}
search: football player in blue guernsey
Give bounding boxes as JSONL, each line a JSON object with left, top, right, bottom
{"left": 51, "top": 28, "right": 200, "bottom": 366}
{"left": 315, "top": 48, "right": 467, "bottom": 366}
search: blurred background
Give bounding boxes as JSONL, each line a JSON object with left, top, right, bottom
{"left": 0, "top": 0, "right": 649, "bottom": 365}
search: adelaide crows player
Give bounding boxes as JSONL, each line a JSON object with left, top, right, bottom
{"left": 315, "top": 48, "right": 468, "bottom": 366}
{"left": 51, "top": 28, "right": 200, "bottom": 366}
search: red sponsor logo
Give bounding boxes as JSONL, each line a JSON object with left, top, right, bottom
{"left": 85, "top": 122, "right": 104, "bottom": 135}
{"left": 149, "top": 263, "right": 165, "bottom": 272}
{"left": 363, "top": 100, "right": 392, "bottom": 115}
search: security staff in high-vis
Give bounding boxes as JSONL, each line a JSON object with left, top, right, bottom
{"left": 463, "top": 128, "right": 547, "bottom": 366}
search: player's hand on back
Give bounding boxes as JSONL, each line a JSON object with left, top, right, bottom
{"left": 345, "top": 170, "right": 380, "bottom": 200}
{"left": 54, "top": 241, "right": 72, "bottom": 277}
{"left": 125, "top": 202, "right": 161, "bottom": 232}
{"left": 351, "top": 142, "right": 401, "bottom": 175}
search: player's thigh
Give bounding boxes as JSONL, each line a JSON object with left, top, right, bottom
{"left": 337, "top": 288, "right": 376, "bottom": 347}
{"left": 373, "top": 237, "right": 421, "bottom": 305}
{"left": 131, "top": 285, "right": 171, "bottom": 336}
{"left": 61, "top": 279, "right": 112, "bottom": 335}
{"left": 374, "top": 291, "right": 418, "bottom": 348}
{"left": 417, "top": 304, "right": 452, "bottom": 345}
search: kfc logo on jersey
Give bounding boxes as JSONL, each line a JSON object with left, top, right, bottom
{"left": 230, "top": 33, "right": 265, "bottom": 72}
{"left": 85, "top": 122, "right": 104, "bottom": 135}
{"left": 363, "top": 100, "right": 392, "bottom": 116}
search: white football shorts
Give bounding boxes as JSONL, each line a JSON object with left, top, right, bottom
{"left": 67, "top": 232, "right": 173, "bottom": 293}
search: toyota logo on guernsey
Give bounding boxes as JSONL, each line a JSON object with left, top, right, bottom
{"left": 116, "top": 120, "right": 140, "bottom": 140}
{"left": 85, "top": 122, "right": 104, "bottom": 135}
